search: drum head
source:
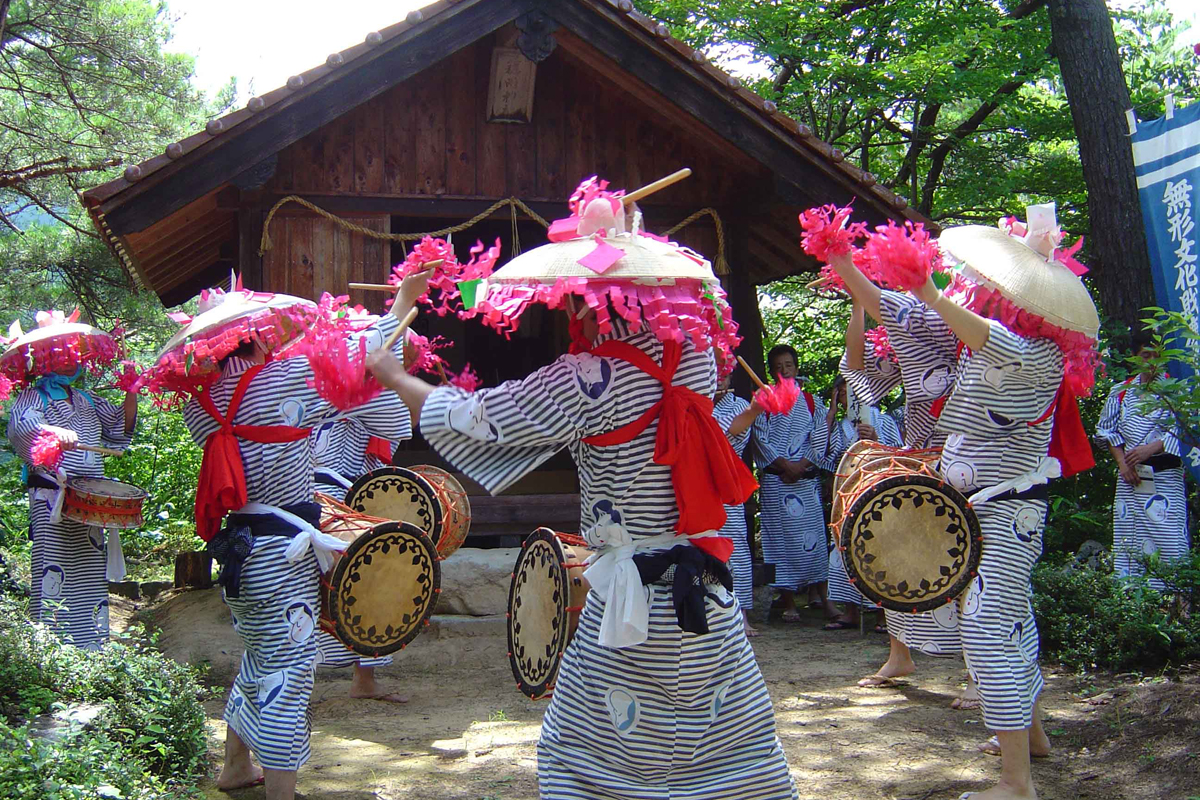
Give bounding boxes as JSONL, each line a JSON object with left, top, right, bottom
{"left": 841, "top": 474, "right": 982, "bottom": 613}
{"left": 344, "top": 467, "right": 442, "bottom": 545}
{"left": 508, "top": 528, "right": 570, "bottom": 700}
{"left": 326, "top": 521, "right": 440, "bottom": 657}
{"left": 66, "top": 476, "right": 147, "bottom": 500}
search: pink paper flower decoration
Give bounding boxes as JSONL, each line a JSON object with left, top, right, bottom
{"left": 754, "top": 378, "right": 800, "bottom": 415}
{"left": 799, "top": 203, "right": 868, "bottom": 261}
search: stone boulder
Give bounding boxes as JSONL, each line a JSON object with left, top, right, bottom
{"left": 437, "top": 547, "right": 520, "bottom": 616}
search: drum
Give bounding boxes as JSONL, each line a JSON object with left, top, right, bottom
{"left": 836, "top": 448, "right": 983, "bottom": 613}
{"left": 61, "top": 477, "right": 147, "bottom": 529}
{"left": 829, "top": 441, "right": 941, "bottom": 541}
{"left": 409, "top": 465, "right": 472, "bottom": 558}
{"left": 316, "top": 493, "right": 441, "bottom": 657}
{"left": 507, "top": 528, "right": 591, "bottom": 700}
{"left": 344, "top": 467, "right": 442, "bottom": 547}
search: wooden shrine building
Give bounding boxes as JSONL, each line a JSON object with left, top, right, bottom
{"left": 84, "top": 0, "right": 928, "bottom": 543}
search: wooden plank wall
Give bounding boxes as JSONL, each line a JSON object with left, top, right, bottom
{"left": 268, "top": 37, "right": 755, "bottom": 206}
{"left": 260, "top": 213, "right": 390, "bottom": 302}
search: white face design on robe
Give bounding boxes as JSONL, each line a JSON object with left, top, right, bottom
{"left": 312, "top": 422, "right": 336, "bottom": 458}
{"left": 93, "top": 599, "right": 109, "bottom": 633}
{"left": 784, "top": 494, "right": 805, "bottom": 518}
{"left": 943, "top": 460, "right": 976, "bottom": 492}
{"left": 920, "top": 365, "right": 952, "bottom": 398}
{"left": 710, "top": 681, "right": 733, "bottom": 722}
{"left": 41, "top": 565, "right": 65, "bottom": 598}
{"left": 874, "top": 356, "right": 899, "bottom": 377}
{"left": 605, "top": 687, "right": 640, "bottom": 736}
{"left": 571, "top": 354, "right": 612, "bottom": 401}
{"left": 960, "top": 573, "right": 985, "bottom": 619}
{"left": 982, "top": 361, "right": 1022, "bottom": 390}
{"left": 932, "top": 601, "right": 958, "bottom": 629}
{"left": 279, "top": 398, "right": 306, "bottom": 428}
{"left": 1144, "top": 494, "right": 1169, "bottom": 524}
{"left": 256, "top": 669, "right": 288, "bottom": 710}
{"left": 1012, "top": 504, "right": 1043, "bottom": 543}
{"left": 88, "top": 528, "right": 105, "bottom": 551}
{"left": 448, "top": 398, "right": 499, "bottom": 442}
{"left": 286, "top": 602, "right": 316, "bottom": 644}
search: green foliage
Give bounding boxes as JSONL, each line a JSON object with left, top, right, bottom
{"left": 758, "top": 283, "right": 854, "bottom": 397}
{"left": 1129, "top": 309, "right": 1200, "bottom": 456}
{"left": 0, "top": 595, "right": 208, "bottom": 794}
{"left": 1034, "top": 552, "right": 1200, "bottom": 672}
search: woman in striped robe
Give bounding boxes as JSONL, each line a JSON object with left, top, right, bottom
{"left": 827, "top": 203, "right": 1102, "bottom": 800}
{"left": 1096, "top": 338, "right": 1189, "bottom": 588}
{"left": 8, "top": 375, "right": 136, "bottom": 650}
{"left": 370, "top": 313, "right": 797, "bottom": 800}
{"left": 821, "top": 374, "right": 902, "bottom": 632}
{"left": 838, "top": 301, "right": 978, "bottom": 706}
{"left": 310, "top": 417, "right": 405, "bottom": 698}
{"left": 165, "top": 280, "right": 417, "bottom": 800}
{"left": 751, "top": 345, "right": 837, "bottom": 622}
{"left": 712, "top": 372, "right": 765, "bottom": 636}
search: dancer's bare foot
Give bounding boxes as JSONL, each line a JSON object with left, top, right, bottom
{"left": 349, "top": 665, "right": 409, "bottom": 703}
{"left": 978, "top": 734, "right": 1051, "bottom": 759}
{"left": 216, "top": 763, "right": 264, "bottom": 791}
{"left": 744, "top": 622, "right": 760, "bottom": 637}
{"left": 952, "top": 677, "right": 982, "bottom": 710}
{"left": 858, "top": 651, "right": 915, "bottom": 687}
{"left": 958, "top": 782, "right": 1038, "bottom": 800}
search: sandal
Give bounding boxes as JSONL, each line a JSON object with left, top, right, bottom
{"left": 823, "top": 620, "right": 856, "bottom": 631}
{"left": 872, "top": 623, "right": 888, "bottom": 634}
{"left": 857, "top": 674, "right": 901, "bottom": 688}
{"left": 781, "top": 610, "right": 803, "bottom": 623}
{"left": 978, "top": 736, "right": 1050, "bottom": 758}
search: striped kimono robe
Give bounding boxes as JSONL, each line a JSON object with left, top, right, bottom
{"left": 421, "top": 326, "right": 797, "bottom": 800}
{"left": 938, "top": 322, "right": 1062, "bottom": 731}
{"left": 824, "top": 408, "right": 902, "bottom": 609}
{"left": 713, "top": 392, "right": 754, "bottom": 611}
{"left": 311, "top": 418, "right": 403, "bottom": 669}
{"left": 1096, "top": 381, "right": 1188, "bottom": 588}
{"left": 8, "top": 387, "right": 133, "bottom": 650}
{"left": 842, "top": 292, "right": 966, "bottom": 656}
{"left": 751, "top": 393, "right": 831, "bottom": 591}
{"left": 182, "top": 318, "right": 410, "bottom": 772}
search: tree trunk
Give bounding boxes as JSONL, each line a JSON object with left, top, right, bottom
{"left": 1048, "top": 0, "right": 1154, "bottom": 332}
{"left": 174, "top": 551, "right": 213, "bottom": 590}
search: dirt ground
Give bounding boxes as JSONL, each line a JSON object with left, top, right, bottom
{"left": 114, "top": 595, "right": 1199, "bottom": 800}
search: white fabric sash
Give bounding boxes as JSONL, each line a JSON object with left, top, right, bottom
{"left": 968, "top": 457, "right": 1061, "bottom": 507}
{"left": 239, "top": 502, "right": 348, "bottom": 573}
{"left": 314, "top": 468, "right": 353, "bottom": 491}
{"left": 582, "top": 524, "right": 719, "bottom": 649}
{"left": 105, "top": 529, "right": 126, "bottom": 582}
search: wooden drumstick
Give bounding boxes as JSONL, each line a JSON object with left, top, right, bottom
{"left": 805, "top": 276, "right": 831, "bottom": 290}
{"left": 736, "top": 356, "right": 770, "bottom": 392}
{"left": 78, "top": 444, "right": 123, "bottom": 457}
{"left": 434, "top": 360, "right": 450, "bottom": 386}
{"left": 622, "top": 168, "right": 692, "bottom": 206}
{"left": 383, "top": 307, "right": 419, "bottom": 351}
{"left": 348, "top": 282, "right": 399, "bottom": 292}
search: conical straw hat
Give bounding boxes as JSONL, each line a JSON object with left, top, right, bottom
{"left": 938, "top": 205, "right": 1099, "bottom": 338}
{"left": 153, "top": 292, "right": 315, "bottom": 372}
{"left": 487, "top": 232, "right": 718, "bottom": 286}
{"left": 0, "top": 314, "right": 116, "bottom": 381}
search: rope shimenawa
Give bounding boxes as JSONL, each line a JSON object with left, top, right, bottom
{"left": 258, "top": 194, "right": 730, "bottom": 275}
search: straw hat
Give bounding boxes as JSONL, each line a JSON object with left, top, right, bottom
{"left": 938, "top": 203, "right": 1099, "bottom": 338}
{"left": 488, "top": 232, "right": 718, "bottom": 286}
{"left": 0, "top": 310, "right": 116, "bottom": 381}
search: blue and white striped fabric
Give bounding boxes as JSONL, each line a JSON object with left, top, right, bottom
{"left": 420, "top": 320, "right": 797, "bottom": 800}
{"left": 847, "top": 293, "right": 966, "bottom": 656}
{"left": 1096, "top": 382, "right": 1189, "bottom": 589}
{"left": 824, "top": 408, "right": 902, "bottom": 609}
{"left": 311, "top": 417, "right": 403, "bottom": 670}
{"left": 713, "top": 392, "right": 754, "bottom": 610}
{"left": 9, "top": 387, "right": 133, "bottom": 650}
{"left": 939, "top": 322, "right": 1062, "bottom": 731}
{"left": 1131, "top": 98, "right": 1200, "bottom": 481}
{"left": 181, "top": 314, "right": 411, "bottom": 771}
{"left": 751, "top": 393, "right": 830, "bottom": 590}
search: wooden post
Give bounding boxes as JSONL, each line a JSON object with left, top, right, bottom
{"left": 174, "top": 551, "right": 213, "bottom": 590}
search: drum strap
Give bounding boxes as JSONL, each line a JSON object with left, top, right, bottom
{"left": 193, "top": 365, "right": 313, "bottom": 542}
{"left": 580, "top": 339, "right": 757, "bottom": 562}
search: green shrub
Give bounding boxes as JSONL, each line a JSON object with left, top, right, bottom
{"left": 1033, "top": 551, "right": 1200, "bottom": 672}
{"left": 0, "top": 595, "right": 209, "bottom": 787}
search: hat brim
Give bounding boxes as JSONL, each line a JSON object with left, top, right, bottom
{"left": 939, "top": 226, "right": 1100, "bottom": 338}
{"left": 0, "top": 324, "right": 116, "bottom": 376}
{"left": 488, "top": 234, "right": 718, "bottom": 285}
{"left": 153, "top": 294, "right": 316, "bottom": 371}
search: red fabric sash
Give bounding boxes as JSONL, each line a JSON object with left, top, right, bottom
{"left": 580, "top": 340, "right": 758, "bottom": 562}
{"left": 802, "top": 391, "right": 815, "bottom": 416}
{"left": 1028, "top": 380, "right": 1094, "bottom": 479}
{"left": 366, "top": 436, "right": 394, "bottom": 463}
{"left": 193, "top": 364, "right": 313, "bottom": 541}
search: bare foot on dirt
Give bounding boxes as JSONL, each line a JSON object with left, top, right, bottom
{"left": 977, "top": 734, "right": 1051, "bottom": 759}
{"left": 952, "top": 677, "right": 982, "bottom": 710}
{"left": 350, "top": 690, "right": 410, "bottom": 703}
{"left": 349, "top": 666, "right": 409, "bottom": 703}
{"left": 858, "top": 653, "right": 915, "bottom": 687}
{"left": 216, "top": 763, "right": 264, "bottom": 791}
{"left": 957, "top": 779, "right": 1038, "bottom": 799}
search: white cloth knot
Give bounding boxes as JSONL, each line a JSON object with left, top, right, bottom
{"left": 240, "top": 502, "right": 348, "bottom": 573}
{"left": 968, "top": 457, "right": 1061, "bottom": 507}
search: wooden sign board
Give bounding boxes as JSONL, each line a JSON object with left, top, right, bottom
{"left": 487, "top": 46, "right": 537, "bottom": 124}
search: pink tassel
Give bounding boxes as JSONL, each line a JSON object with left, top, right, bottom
{"left": 754, "top": 378, "right": 801, "bottom": 416}
{"left": 448, "top": 364, "right": 481, "bottom": 393}
{"left": 862, "top": 221, "right": 942, "bottom": 291}
{"left": 0, "top": 374, "right": 12, "bottom": 401}
{"left": 864, "top": 327, "right": 897, "bottom": 363}
{"left": 31, "top": 430, "right": 63, "bottom": 469}
{"left": 799, "top": 203, "right": 868, "bottom": 261}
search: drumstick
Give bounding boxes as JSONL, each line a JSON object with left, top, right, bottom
{"left": 622, "top": 168, "right": 691, "bottom": 206}
{"left": 348, "top": 283, "right": 400, "bottom": 292}
{"left": 434, "top": 360, "right": 450, "bottom": 386}
{"left": 383, "top": 307, "right": 419, "bottom": 351}
{"left": 348, "top": 260, "right": 444, "bottom": 293}
{"left": 78, "top": 444, "right": 123, "bottom": 457}
{"left": 805, "top": 276, "right": 831, "bottom": 290}
{"left": 736, "top": 356, "right": 770, "bottom": 392}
